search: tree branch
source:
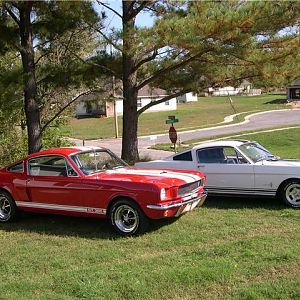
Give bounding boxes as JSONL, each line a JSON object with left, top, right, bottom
{"left": 92, "top": 25, "right": 123, "bottom": 52}
{"left": 130, "top": 1, "right": 152, "bottom": 19}
{"left": 136, "top": 50, "right": 209, "bottom": 90}
{"left": 133, "top": 48, "right": 158, "bottom": 71}
{"left": 4, "top": 4, "right": 20, "bottom": 26}
{"left": 35, "top": 51, "right": 50, "bottom": 66}
{"left": 62, "top": 30, "right": 75, "bottom": 58}
{"left": 41, "top": 90, "right": 95, "bottom": 133}
{"left": 137, "top": 89, "right": 191, "bottom": 116}
{"left": 71, "top": 51, "right": 117, "bottom": 77}
{"left": 96, "top": 0, "right": 122, "bottom": 19}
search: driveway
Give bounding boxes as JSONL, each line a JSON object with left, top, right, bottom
{"left": 70, "top": 109, "right": 300, "bottom": 159}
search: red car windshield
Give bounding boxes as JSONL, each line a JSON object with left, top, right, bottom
{"left": 71, "top": 150, "right": 127, "bottom": 175}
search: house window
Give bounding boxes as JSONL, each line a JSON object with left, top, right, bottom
{"left": 137, "top": 99, "right": 142, "bottom": 107}
{"left": 165, "top": 100, "right": 170, "bottom": 106}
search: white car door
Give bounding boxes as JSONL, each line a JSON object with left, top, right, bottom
{"left": 253, "top": 163, "right": 282, "bottom": 197}
{"left": 196, "top": 146, "right": 255, "bottom": 195}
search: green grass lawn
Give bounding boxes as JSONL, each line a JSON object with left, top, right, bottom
{"left": 62, "top": 94, "right": 287, "bottom": 140}
{"left": 2, "top": 95, "right": 299, "bottom": 299}
{"left": 1, "top": 129, "right": 300, "bottom": 299}
{"left": 152, "top": 126, "right": 300, "bottom": 160}
{"left": 1, "top": 197, "right": 299, "bottom": 299}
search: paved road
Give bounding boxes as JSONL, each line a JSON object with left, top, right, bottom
{"left": 70, "top": 109, "right": 300, "bottom": 159}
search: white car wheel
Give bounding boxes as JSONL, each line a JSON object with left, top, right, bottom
{"left": 281, "top": 180, "right": 300, "bottom": 208}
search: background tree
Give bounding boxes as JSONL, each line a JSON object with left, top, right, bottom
{"left": 92, "top": 1, "right": 299, "bottom": 162}
{"left": 94, "top": 0, "right": 299, "bottom": 163}
{"left": 0, "top": 1, "right": 100, "bottom": 154}
{"left": 0, "top": 51, "right": 26, "bottom": 165}
{"left": 1, "top": 1, "right": 298, "bottom": 164}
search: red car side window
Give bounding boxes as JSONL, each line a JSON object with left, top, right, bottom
{"left": 7, "top": 162, "right": 24, "bottom": 173}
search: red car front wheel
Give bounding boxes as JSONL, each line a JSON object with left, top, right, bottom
{"left": 109, "top": 199, "right": 149, "bottom": 236}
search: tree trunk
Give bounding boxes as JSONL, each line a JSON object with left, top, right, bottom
{"left": 19, "top": 2, "right": 42, "bottom": 154}
{"left": 121, "top": 1, "right": 139, "bottom": 164}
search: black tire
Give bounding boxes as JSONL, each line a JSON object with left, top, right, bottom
{"left": 280, "top": 180, "right": 300, "bottom": 208}
{"left": 0, "top": 191, "right": 17, "bottom": 222}
{"left": 109, "top": 199, "right": 149, "bottom": 236}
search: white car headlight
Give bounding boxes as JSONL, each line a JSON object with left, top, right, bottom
{"left": 160, "top": 188, "right": 166, "bottom": 200}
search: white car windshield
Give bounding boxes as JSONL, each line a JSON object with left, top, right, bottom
{"left": 238, "top": 142, "right": 276, "bottom": 163}
{"left": 71, "top": 149, "right": 127, "bottom": 175}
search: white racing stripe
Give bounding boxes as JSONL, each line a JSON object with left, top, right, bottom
{"left": 16, "top": 201, "right": 106, "bottom": 215}
{"left": 107, "top": 168, "right": 201, "bottom": 183}
{"left": 73, "top": 146, "right": 102, "bottom": 152}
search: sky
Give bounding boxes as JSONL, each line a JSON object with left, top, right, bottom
{"left": 94, "top": 0, "right": 154, "bottom": 30}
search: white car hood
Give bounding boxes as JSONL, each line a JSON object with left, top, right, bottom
{"left": 257, "top": 159, "right": 300, "bottom": 167}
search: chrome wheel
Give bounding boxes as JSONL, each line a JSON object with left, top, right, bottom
{"left": 109, "top": 199, "right": 149, "bottom": 236}
{"left": 114, "top": 204, "right": 139, "bottom": 234}
{"left": 285, "top": 182, "right": 300, "bottom": 207}
{"left": 0, "top": 194, "right": 12, "bottom": 221}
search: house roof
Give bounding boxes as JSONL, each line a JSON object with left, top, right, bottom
{"left": 290, "top": 77, "right": 300, "bottom": 86}
{"left": 240, "top": 79, "right": 251, "bottom": 87}
{"left": 138, "top": 85, "right": 168, "bottom": 97}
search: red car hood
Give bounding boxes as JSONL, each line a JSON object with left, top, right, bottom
{"left": 89, "top": 167, "right": 203, "bottom": 187}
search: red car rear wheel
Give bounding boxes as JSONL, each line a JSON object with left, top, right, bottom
{"left": 0, "top": 191, "right": 17, "bottom": 222}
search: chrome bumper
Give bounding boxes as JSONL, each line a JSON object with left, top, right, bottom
{"left": 147, "top": 191, "right": 208, "bottom": 211}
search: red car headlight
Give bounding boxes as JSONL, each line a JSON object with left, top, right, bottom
{"left": 160, "top": 188, "right": 175, "bottom": 201}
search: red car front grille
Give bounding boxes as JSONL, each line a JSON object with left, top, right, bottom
{"left": 178, "top": 180, "right": 202, "bottom": 197}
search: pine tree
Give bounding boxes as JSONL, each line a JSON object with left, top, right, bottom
{"left": 95, "top": 0, "right": 299, "bottom": 163}
{"left": 0, "top": 1, "right": 100, "bottom": 153}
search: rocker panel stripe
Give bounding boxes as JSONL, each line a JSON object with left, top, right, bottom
{"left": 206, "top": 186, "right": 276, "bottom": 196}
{"left": 15, "top": 201, "right": 106, "bottom": 215}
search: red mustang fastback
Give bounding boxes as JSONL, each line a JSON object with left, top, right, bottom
{"left": 0, "top": 147, "right": 207, "bottom": 236}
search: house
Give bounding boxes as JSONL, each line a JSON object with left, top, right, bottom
{"left": 237, "top": 80, "right": 261, "bottom": 96}
{"left": 75, "top": 94, "right": 107, "bottom": 117}
{"left": 207, "top": 80, "right": 261, "bottom": 97}
{"left": 75, "top": 85, "right": 177, "bottom": 118}
{"left": 177, "top": 92, "right": 198, "bottom": 103}
{"left": 238, "top": 79, "right": 252, "bottom": 93}
{"left": 209, "top": 86, "right": 238, "bottom": 96}
{"left": 287, "top": 77, "right": 300, "bottom": 101}
{"left": 134, "top": 85, "right": 177, "bottom": 113}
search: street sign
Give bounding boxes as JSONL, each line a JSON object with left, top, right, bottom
{"left": 165, "top": 119, "right": 179, "bottom": 124}
{"left": 169, "top": 125, "right": 177, "bottom": 144}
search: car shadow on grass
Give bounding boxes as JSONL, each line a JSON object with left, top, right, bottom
{"left": 0, "top": 213, "right": 121, "bottom": 239}
{"left": 0, "top": 197, "right": 289, "bottom": 239}
{"left": 203, "top": 195, "right": 286, "bottom": 210}
{"left": 0, "top": 212, "right": 180, "bottom": 239}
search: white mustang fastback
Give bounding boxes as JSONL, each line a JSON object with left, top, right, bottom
{"left": 136, "top": 140, "right": 300, "bottom": 208}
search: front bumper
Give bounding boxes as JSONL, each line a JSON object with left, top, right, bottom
{"left": 146, "top": 191, "right": 207, "bottom": 217}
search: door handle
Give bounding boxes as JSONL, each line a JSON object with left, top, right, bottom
{"left": 197, "top": 165, "right": 205, "bottom": 168}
